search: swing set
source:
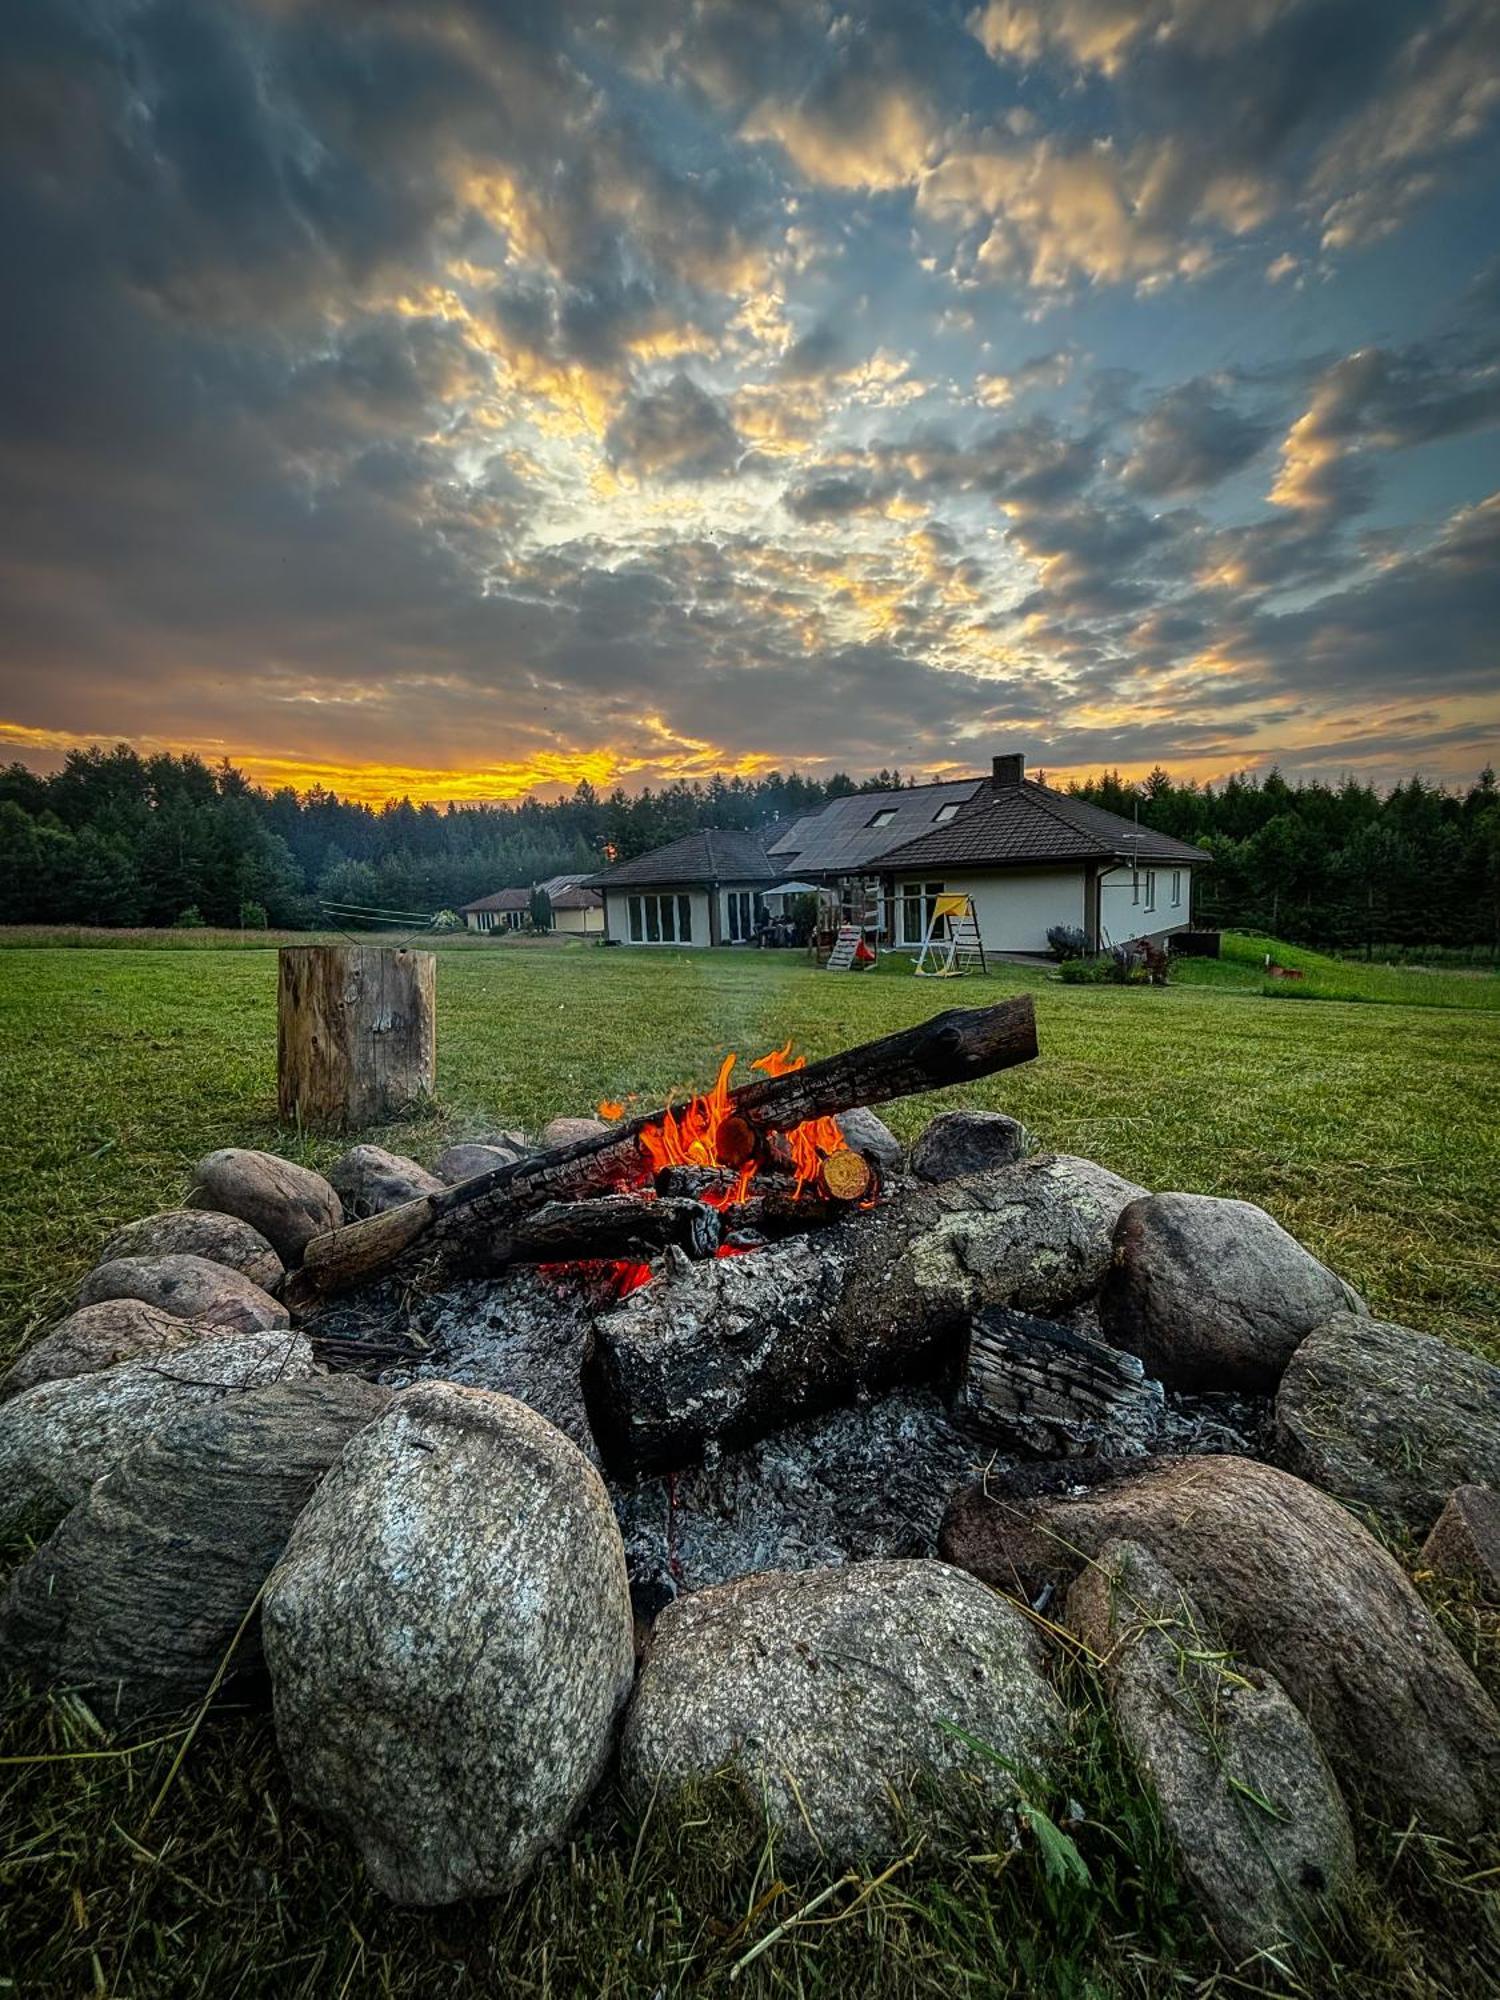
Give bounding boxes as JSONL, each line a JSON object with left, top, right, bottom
{"left": 913, "top": 893, "right": 988, "bottom": 977}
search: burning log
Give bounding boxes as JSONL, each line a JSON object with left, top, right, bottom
{"left": 291, "top": 996, "right": 1037, "bottom": 1300}
{"left": 956, "top": 1306, "right": 1164, "bottom": 1458}
{"left": 503, "top": 1195, "right": 720, "bottom": 1266}
{"left": 582, "top": 1154, "right": 1145, "bottom": 1479}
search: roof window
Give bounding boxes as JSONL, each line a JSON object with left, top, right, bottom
{"left": 933, "top": 802, "right": 961, "bottom": 822}
{"left": 867, "top": 807, "right": 898, "bottom": 828}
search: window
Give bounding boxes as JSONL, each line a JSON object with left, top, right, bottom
{"left": 1143, "top": 870, "right": 1156, "bottom": 913}
{"left": 1131, "top": 867, "right": 1140, "bottom": 904}
{"left": 933, "top": 801, "right": 961, "bottom": 822}
{"left": 726, "top": 890, "right": 767, "bottom": 942}
{"left": 1171, "top": 870, "right": 1182, "bottom": 908}
{"left": 628, "top": 893, "right": 692, "bottom": 943}
{"left": 900, "top": 880, "right": 946, "bottom": 946}
{"left": 867, "top": 807, "right": 898, "bottom": 828}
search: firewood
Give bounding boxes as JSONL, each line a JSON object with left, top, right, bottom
{"left": 956, "top": 1306, "right": 1163, "bottom": 1457}
{"left": 502, "top": 1195, "right": 721, "bottom": 1268}
{"left": 818, "top": 1149, "right": 874, "bottom": 1203}
{"left": 292, "top": 996, "right": 1038, "bottom": 1301}
{"left": 582, "top": 1153, "right": 1144, "bottom": 1478}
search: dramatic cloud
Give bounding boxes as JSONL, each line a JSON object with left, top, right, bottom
{"left": 1, "top": 0, "right": 1498, "bottom": 799}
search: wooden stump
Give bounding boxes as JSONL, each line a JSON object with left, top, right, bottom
{"left": 277, "top": 947, "right": 435, "bottom": 1133}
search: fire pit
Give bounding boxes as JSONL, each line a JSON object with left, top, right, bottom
{"left": 296, "top": 995, "right": 1268, "bottom": 1616}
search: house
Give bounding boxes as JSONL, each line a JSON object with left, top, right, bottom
{"left": 459, "top": 878, "right": 604, "bottom": 935}
{"left": 584, "top": 829, "right": 792, "bottom": 946}
{"left": 864, "top": 755, "right": 1207, "bottom": 953}
{"left": 585, "top": 753, "right": 1208, "bottom": 953}
{"left": 460, "top": 888, "right": 532, "bottom": 933}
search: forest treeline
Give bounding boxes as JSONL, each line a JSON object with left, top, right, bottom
{"left": 1, "top": 745, "right": 1497, "bottom": 952}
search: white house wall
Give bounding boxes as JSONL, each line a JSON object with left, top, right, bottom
{"left": 892, "top": 868, "right": 1087, "bottom": 953}
{"left": 1098, "top": 863, "right": 1191, "bottom": 947}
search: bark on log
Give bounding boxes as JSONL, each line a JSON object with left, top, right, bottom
{"left": 582, "top": 1153, "right": 1143, "bottom": 1478}
{"left": 957, "top": 1306, "right": 1163, "bottom": 1457}
{"left": 293, "top": 995, "right": 1038, "bottom": 1300}
{"left": 277, "top": 946, "right": 435, "bottom": 1133}
{"left": 503, "top": 1195, "right": 721, "bottom": 1265}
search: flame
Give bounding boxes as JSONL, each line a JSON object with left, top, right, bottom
{"left": 597, "top": 1099, "right": 626, "bottom": 1121}
{"left": 638, "top": 1040, "right": 848, "bottom": 1207}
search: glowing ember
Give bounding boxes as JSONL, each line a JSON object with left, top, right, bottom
{"left": 597, "top": 1099, "right": 626, "bottom": 1121}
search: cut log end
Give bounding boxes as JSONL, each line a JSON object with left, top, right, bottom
{"left": 820, "top": 1148, "right": 875, "bottom": 1204}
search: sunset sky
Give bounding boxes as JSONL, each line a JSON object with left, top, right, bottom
{"left": 3, "top": 0, "right": 1498, "bottom": 804}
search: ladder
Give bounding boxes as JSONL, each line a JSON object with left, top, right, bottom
{"left": 914, "top": 895, "right": 988, "bottom": 977}
{"left": 825, "top": 923, "right": 865, "bottom": 971}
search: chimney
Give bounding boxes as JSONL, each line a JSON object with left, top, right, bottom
{"left": 992, "top": 753, "right": 1025, "bottom": 788}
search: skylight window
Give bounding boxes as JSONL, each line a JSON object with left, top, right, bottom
{"left": 867, "top": 807, "right": 898, "bottom": 827}
{"left": 933, "top": 802, "right": 961, "bottom": 822}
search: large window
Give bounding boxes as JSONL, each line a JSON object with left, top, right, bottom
{"left": 627, "top": 893, "right": 692, "bottom": 943}
{"left": 1171, "top": 870, "right": 1182, "bottom": 908}
{"left": 725, "top": 890, "right": 767, "bottom": 942}
{"left": 1143, "top": 869, "right": 1156, "bottom": 914}
{"left": 900, "top": 880, "right": 946, "bottom": 946}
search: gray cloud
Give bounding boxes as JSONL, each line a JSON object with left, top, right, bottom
{"left": 1123, "top": 379, "right": 1273, "bottom": 495}
{"left": 606, "top": 375, "right": 746, "bottom": 480}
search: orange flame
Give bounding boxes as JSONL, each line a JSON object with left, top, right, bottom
{"left": 638, "top": 1041, "right": 847, "bottom": 1206}
{"left": 597, "top": 1099, "right": 626, "bottom": 1121}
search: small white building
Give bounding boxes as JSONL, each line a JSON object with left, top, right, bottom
{"left": 460, "top": 877, "right": 604, "bottom": 936}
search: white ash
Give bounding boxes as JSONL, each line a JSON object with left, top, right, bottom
{"left": 306, "top": 1265, "right": 1268, "bottom": 1614}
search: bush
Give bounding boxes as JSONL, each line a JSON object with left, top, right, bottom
{"left": 238, "top": 899, "right": 268, "bottom": 929}
{"left": 1057, "top": 956, "right": 1109, "bottom": 984}
{"left": 172, "top": 904, "right": 206, "bottom": 929}
{"left": 430, "top": 908, "right": 464, "bottom": 932}
{"left": 1047, "top": 924, "right": 1089, "bottom": 960}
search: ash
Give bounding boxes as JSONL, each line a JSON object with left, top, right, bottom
{"left": 310, "top": 1267, "right": 1268, "bottom": 1617}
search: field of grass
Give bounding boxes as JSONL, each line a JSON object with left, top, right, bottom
{"left": 2, "top": 935, "right": 1498, "bottom": 1997}
{"left": 1171, "top": 930, "right": 1500, "bottom": 1009}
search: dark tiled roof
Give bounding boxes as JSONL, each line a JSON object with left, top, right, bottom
{"left": 461, "top": 888, "right": 532, "bottom": 913}
{"left": 583, "top": 828, "right": 777, "bottom": 889}
{"left": 878, "top": 780, "right": 1210, "bottom": 871}
{"left": 548, "top": 885, "right": 602, "bottom": 910}
{"left": 764, "top": 777, "right": 987, "bottom": 875}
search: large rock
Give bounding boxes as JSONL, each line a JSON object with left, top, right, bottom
{"left": 78, "top": 1254, "right": 289, "bottom": 1334}
{"left": 432, "top": 1140, "right": 527, "bottom": 1185}
{"left": 540, "top": 1115, "right": 609, "bottom": 1150}
{"left": 910, "top": 1110, "right": 1032, "bottom": 1181}
{"left": 0, "top": 1331, "right": 316, "bottom": 1534}
{"left": 940, "top": 1454, "right": 1500, "bottom": 1835}
{"left": 621, "top": 1560, "right": 1060, "bottom": 1867}
{"left": 1099, "top": 1193, "right": 1363, "bottom": 1391}
{"left": 836, "top": 1107, "right": 904, "bottom": 1175}
{"left": 1275, "top": 1312, "right": 1500, "bottom": 1533}
{"left": 1, "top": 1300, "right": 198, "bottom": 1401}
{"left": 263, "top": 1383, "right": 634, "bottom": 1905}
{"left": 1068, "top": 1540, "right": 1355, "bottom": 1959}
{"left": 1420, "top": 1485, "right": 1500, "bottom": 1596}
{"left": 98, "top": 1210, "right": 282, "bottom": 1291}
{"left": 0, "top": 1377, "right": 392, "bottom": 1726}
{"left": 327, "top": 1144, "right": 443, "bottom": 1218}
{"left": 188, "top": 1148, "right": 342, "bottom": 1265}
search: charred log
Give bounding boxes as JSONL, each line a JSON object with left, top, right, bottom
{"left": 582, "top": 1154, "right": 1144, "bottom": 1479}
{"left": 956, "top": 1306, "right": 1164, "bottom": 1458}
{"left": 501, "top": 1195, "right": 720, "bottom": 1268}
{"left": 293, "top": 996, "right": 1037, "bottom": 1301}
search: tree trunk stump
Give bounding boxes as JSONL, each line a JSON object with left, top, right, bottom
{"left": 277, "top": 946, "right": 435, "bottom": 1133}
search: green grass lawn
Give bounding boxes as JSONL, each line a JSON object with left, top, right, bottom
{"left": 2, "top": 935, "right": 1498, "bottom": 1997}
